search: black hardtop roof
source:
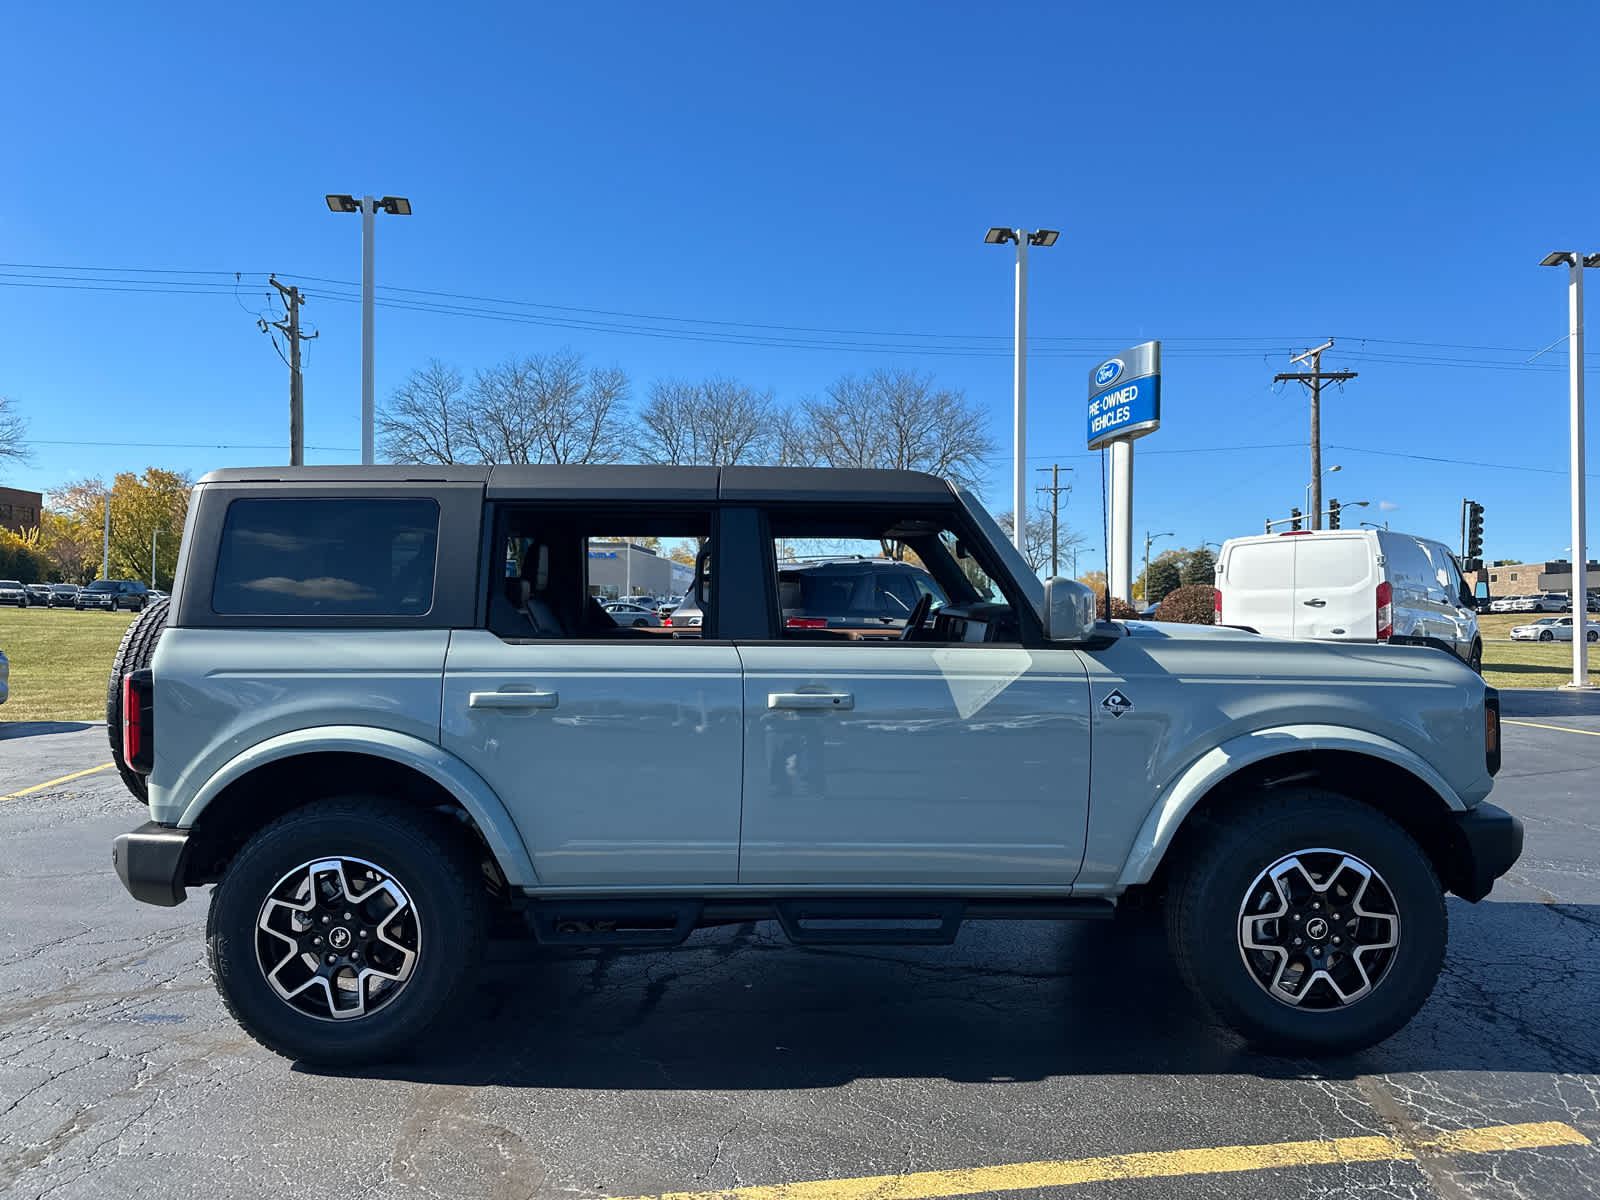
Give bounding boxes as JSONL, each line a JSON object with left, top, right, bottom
{"left": 197, "top": 464, "right": 958, "bottom": 504}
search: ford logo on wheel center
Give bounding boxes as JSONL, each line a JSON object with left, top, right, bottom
{"left": 1094, "top": 359, "right": 1124, "bottom": 388}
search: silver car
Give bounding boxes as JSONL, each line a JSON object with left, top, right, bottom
{"left": 602, "top": 601, "right": 663, "bottom": 627}
{"left": 0, "top": 580, "right": 30, "bottom": 607}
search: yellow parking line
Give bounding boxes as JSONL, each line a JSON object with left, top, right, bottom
{"left": 608, "top": 1121, "right": 1589, "bottom": 1200}
{"left": 1503, "top": 718, "right": 1600, "bottom": 738}
{"left": 0, "top": 762, "right": 115, "bottom": 801}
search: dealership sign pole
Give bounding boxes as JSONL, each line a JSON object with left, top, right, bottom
{"left": 1088, "top": 341, "right": 1162, "bottom": 604}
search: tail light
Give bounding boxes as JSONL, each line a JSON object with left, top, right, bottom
{"left": 1376, "top": 581, "right": 1394, "bottom": 640}
{"left": 786, "top": 617, "right": 827, "bottom": 629}
{"left": 122, "top": 669, "right": 154, "bottom": 774}
{"left": 1213, "top": 588, "right": 1222, "bottom": 615}
{"left": 662, "top": 617, "right": 672, "bottom": 626}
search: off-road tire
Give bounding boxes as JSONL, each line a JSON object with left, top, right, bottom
{"left": 1165, "top": 787, "right": 1446, "bottom": 1055}
{"left": 206, "top": 798, "right": 488, "bottom": 1065}
{"left": 105, "top": 598, "right": 169, "bottom": 803}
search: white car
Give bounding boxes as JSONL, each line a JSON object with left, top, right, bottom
{"left": 602, "top": 601, "right": 663, "bottom": 628}
{"left": 1488, "top": 595, "right": 1524, "bottom": 613}
{"left": 1509, "top": 616, "right": 1597, "bottom": 643}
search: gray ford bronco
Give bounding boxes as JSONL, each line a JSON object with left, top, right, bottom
{"left": 109, "top": 465, "right": 1520, "bottom": 1065}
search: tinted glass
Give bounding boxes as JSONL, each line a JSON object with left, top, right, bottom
{"left": 213, "top": 498, "right": 439, "bottom": 615}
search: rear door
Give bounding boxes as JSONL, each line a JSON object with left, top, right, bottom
{"left": 1292, "top": 535, "right": 1377, "bottom": 640}
{"left": 1220, "top": 538, "right": 1296, "bottom": 636}
{"left": 441, "top": 497, "right": 745, "bottom": 888}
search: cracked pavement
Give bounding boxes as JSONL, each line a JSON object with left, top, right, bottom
{"left": 1, "top": 699, "right": 1598, "bottom": 1200}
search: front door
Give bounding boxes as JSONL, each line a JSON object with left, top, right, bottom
{"left": 736, "top": 643, "right": 1090, "bottom": 886}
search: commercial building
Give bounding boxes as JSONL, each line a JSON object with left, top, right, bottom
{"left": 0, "top": 486, "right": 42, "bottom": 536}
{"left": 586, "top": 541, "right": 694, "bottom": 601}
{"left": 1483, "top": 560, "right": 1600, "bottom": 598}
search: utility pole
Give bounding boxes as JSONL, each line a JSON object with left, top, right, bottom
{"left": 1035, "top": 464, "right": 1073, "bottom": 577}
{"left": 1275, "top": 339, "right": 1357, "bottom": 530}
{"left": 102, "top": 486, "right": 110, "bottom": 581}
{"left": 1143, "top": 530, "right": 1173, "bottom": 602}
{"left": 265, "top": 276, "right": 318, "bottom": 466}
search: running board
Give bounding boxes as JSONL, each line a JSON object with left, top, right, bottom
{"left": 514, "top": 896, "right": 1116, "bottom": 948}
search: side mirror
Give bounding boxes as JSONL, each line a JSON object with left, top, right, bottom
{"left": 1043, "top": 578, "right": 1097, "bottom": 642}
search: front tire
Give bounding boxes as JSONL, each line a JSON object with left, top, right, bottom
{"left": 1540, "top": 630, "right": 1554, "bottom": 642}
{"left": 1165, "top": 788, "right": 1446, "bottom": 1055}
{"left": 207, "top": 798, "right": 488, "bottom": 1065}
{"left": 1467, "top": 641, "right": 1482, "bottom": 673}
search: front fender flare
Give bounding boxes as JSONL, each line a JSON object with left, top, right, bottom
{"left": 177, "top": 725, "right": 539, "bottom": 887}
{"left": 1116, "top": 724, "right": 1468, "bottom": 888}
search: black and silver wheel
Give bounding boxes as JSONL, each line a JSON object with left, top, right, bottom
{"left": 1539, "top": 630, "right": 1554, "bottom": 642}
{"left": 1166, "top": 788, "right": 1445, "bottom": 1054}
{"left": 207, "top": 798, "right": 487, "bottom": 1064}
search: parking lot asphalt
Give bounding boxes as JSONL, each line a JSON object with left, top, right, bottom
{"left": 2, "top": 699, "right": 1599, "bottom": 1200}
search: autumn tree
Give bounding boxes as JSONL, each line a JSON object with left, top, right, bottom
{"left": 37, "top": 510, "right": 100, "bottom": 583}
{"left": 635, "top": 377, "right": 778, "bottom": 466}
{"left": 796, "top": 369, "right": 995, "bottom": 488}
{"left": 49, "top": 468, "right": 191, "bottom": 586}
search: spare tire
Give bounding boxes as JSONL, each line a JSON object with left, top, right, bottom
{"left": 106, "top": 598, "right": 169, "bottom": 803}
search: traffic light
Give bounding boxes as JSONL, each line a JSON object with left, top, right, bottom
{"left": 1466, "top": 500, "right": 1484, "bottom": 567}
{"left": 1290, "top": 507, "right": 1303, "bottom": 531}
{"left": 1328, "top": 498, "right": 1341, "bottom": 529}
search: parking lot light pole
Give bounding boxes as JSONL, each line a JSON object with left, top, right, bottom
{"left": 1143, "top": 530, "right": 1173, "bottom": 601}
{"left": 1307, "top": 464, "right": 1341, "bottom": 519}
{"left": 327, "top": 194, "right": 412, "bottom": 465}
{"left": 1540, "top": 250, "right": 1599, "bottom": 689}
{"left": 986, "top": 227, "right": 1058, "bottom": 552}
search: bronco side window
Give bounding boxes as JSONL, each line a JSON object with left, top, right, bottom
{"left": 485, "top": 504, "right": 710, "bottom": 640}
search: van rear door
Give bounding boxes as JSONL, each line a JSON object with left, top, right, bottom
{"left": 1292, "top": 534, "right": 1377, "bottom": 640}
{"left": 1219, "top": 537, "right": 1296, "bottom": 636}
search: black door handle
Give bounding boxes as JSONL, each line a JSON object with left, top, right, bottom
{"left": 1303, "top": 598, "right": 1327, "bottom": 607}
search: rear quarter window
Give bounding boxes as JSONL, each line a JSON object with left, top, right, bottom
{"left": 212, "top": 497, "right": 440, "bottom": 615}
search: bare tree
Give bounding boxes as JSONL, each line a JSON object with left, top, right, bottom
{"left": 0, "top": 396, "right": 28, "bottom": 471}
{"left": 463, "top": 350, "right": 629, "bottom": 465}
{"left": 378, "top": 361, "right": 467, "bottom": 464}
{"left": 796, "top": 369, "right": 995, "bottom": 488}
{"left": 635, "top": 376, "right": 778, "bottom": 465}
{"left": 996, "top": 509, "right": 1088, "bottom": 576}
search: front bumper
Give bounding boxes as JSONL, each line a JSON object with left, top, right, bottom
{"left": 112, "top": 822, "right": 191, "bottom": 906}
{"left": 1449, "top": 802, "right": 1524, "bottom": 902}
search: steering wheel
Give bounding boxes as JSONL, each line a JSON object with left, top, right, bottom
{"left": 900, "top": 592, "right": 934, "bottom": 641}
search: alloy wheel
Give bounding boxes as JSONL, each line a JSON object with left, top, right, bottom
{"left": 255, "top": 856, "right": 420, "bottom": 1021}
{"left": 1237, "top": 848, "right": 1400, "bottom": 1009}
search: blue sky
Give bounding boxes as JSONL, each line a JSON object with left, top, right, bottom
{"left": 3, "top": 0, "right": 1598, "bottom": 569}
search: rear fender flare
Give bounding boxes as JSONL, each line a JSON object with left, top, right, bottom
{"left": 1117, "top": 724, "right": 1468, "bottom": 888}
{"left": 177, "top": 725, "right": 538, "bottom": 887}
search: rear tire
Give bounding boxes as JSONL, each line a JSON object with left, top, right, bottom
{"left": 1165, "top": 788, "right": 1446, "bottom": 1055}
{"left": 105, "top": 598, "right": 169, "bottom": 803}
{"left": 206, "top": 798, "right": 487, "bottom": 1065}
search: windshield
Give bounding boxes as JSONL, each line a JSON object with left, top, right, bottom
{"left": 955, "top": 487, "right": 1044, "bottom": 618}
{"left": 85, "top": 582, "right": 117, "bottom": 592}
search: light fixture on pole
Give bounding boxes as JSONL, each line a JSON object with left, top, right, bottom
{"left": 326, "top": 193, "right": 412, "bottom": 465}
{"left": 1306, "top": 464, "right": 1341, "bottom": 517}
{"left": 1143, "top": 530, "right": 1174, "bottom": 602}
{"left": 986, "top": 226, "right": 1059, "bottom": 552}
{"left": 1540, "top": 250, "right": 1600, "bottom": 689}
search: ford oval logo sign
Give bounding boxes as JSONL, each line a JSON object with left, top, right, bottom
{"left": 1094, "top": 359, "right": 1124, "bottom": 388}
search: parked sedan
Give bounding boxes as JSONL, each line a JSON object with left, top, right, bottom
{"left": 25, "top": 583, "right": 52, "bottom": 606}
{"left": 0, "top": 580, "right": 29, "bottom": 607}
{"left": 1510, "top": 616, "right": 1598, "bottom": 642}
{"left": 603, "top": 601, "right": 664, "bottom": 628}
{"left": 1488, "top": 595, "right": 1525, "bottom": 613}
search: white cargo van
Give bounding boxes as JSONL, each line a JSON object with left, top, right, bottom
{"left": 1214, "top": 529, "right": 1482, "bottom": 671}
